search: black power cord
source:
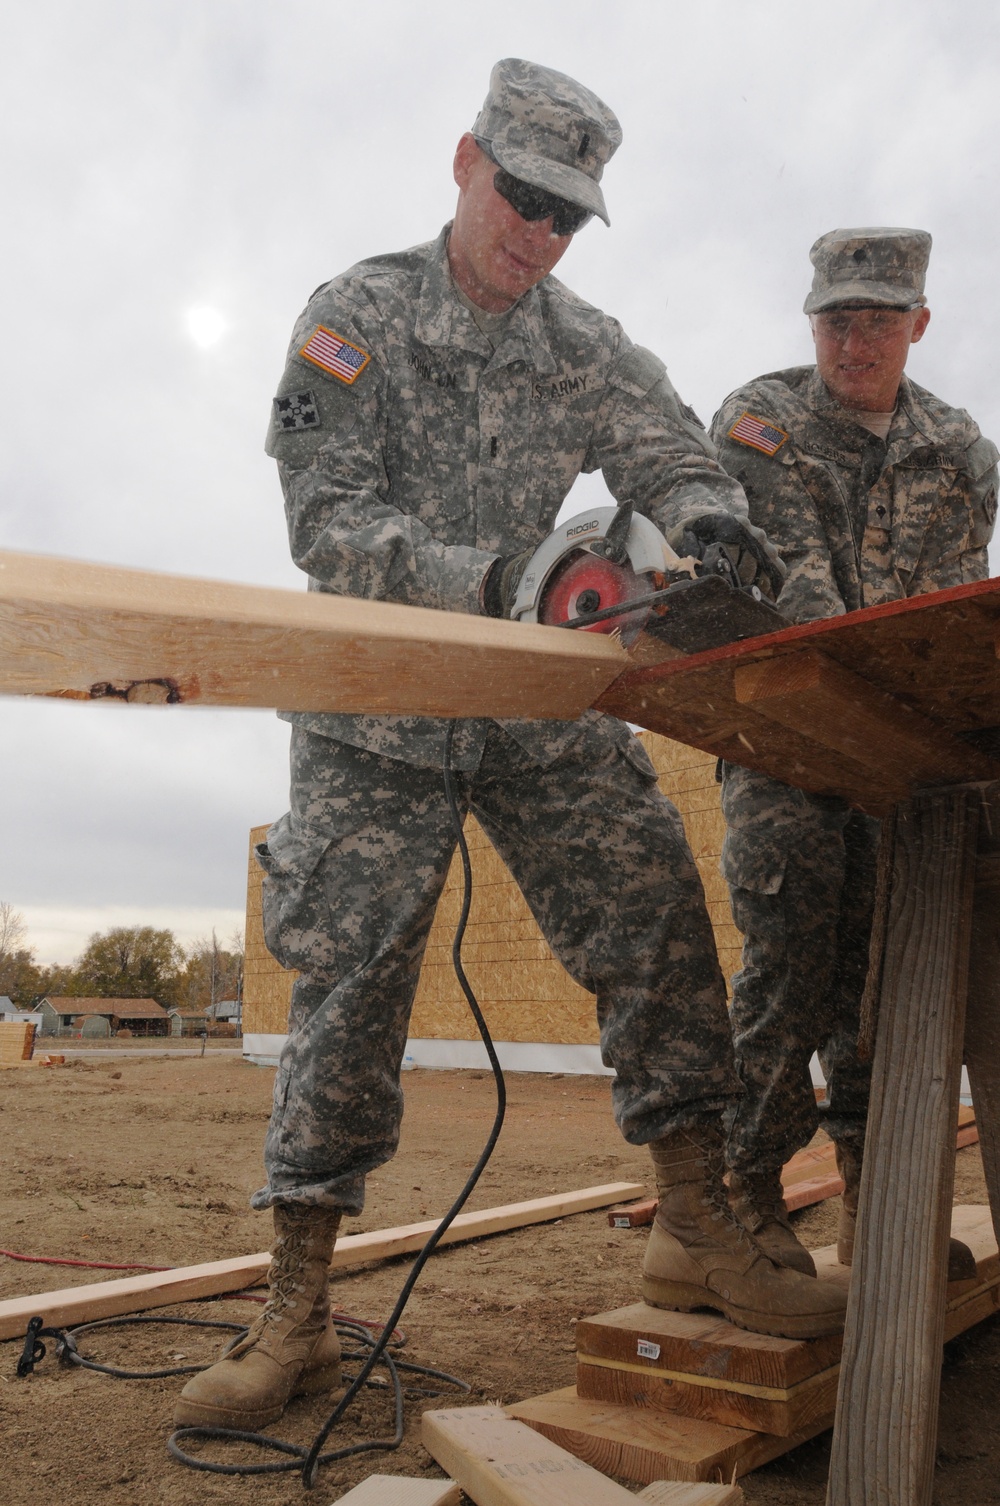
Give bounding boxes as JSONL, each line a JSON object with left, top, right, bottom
{"left": 168, "top": 717, "right": 506, "bottom": 1486}
{"left": 16, "top": 721, "right": 506, "bottom": 1488}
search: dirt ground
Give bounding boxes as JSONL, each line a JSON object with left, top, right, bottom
{"left": 1, "top": 1051, "right": 998, "bottom": 1506}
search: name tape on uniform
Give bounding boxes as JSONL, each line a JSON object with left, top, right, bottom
{"left": 300, "top": 325, "right": 371, "bottom": 384}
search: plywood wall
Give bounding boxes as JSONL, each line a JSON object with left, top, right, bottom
{"left": 242, "top": 733, "right": 743, "bottom": 1042}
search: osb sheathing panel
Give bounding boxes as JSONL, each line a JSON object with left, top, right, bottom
{"left": 241, "top": 734, "right": 742, "bottom": 1042}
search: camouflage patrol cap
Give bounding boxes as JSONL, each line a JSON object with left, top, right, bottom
{"left": 472, "top": 58, "right": 622, "bottom": 226}
{"left": 804, "top": 227, "right": 932, "bottom": 313}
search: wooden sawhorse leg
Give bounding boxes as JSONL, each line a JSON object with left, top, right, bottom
{"left": 965, "top": 794, "right": 1000, "bottom": 1249}
{"left": 826, "top": 788, "right": 980, "bottom": 1506}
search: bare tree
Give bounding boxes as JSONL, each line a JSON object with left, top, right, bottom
{"left": 0, "top": 902, "right": 27, "bottom": 963}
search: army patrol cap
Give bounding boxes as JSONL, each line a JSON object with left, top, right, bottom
{"left": 472, "top": 58, "right": 622, "bottom": 226}
{"left": 803, "top": 226, "right": 932, "bottom": 313}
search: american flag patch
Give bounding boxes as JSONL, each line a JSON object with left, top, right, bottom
{"left": 729, "top": 411, "right": 788, "bottom": 456}
{"left": 299, "top": 326, "right": 371, "bottom": 384}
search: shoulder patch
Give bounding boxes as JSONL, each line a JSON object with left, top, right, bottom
{"left": 273, "top": 390, "right": 320, "bottom": 431}
{"left": 299, "top": 325, "right": 371, "bottom": 384}
{"left": 729, "top": 411, "right": 789, "bottom": 456}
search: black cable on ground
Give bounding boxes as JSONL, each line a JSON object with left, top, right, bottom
{"left": 166, "top": 717, "right": 506, "bottom": 1486}
{"left": 17, "top": 721, "right": 500, "bottom": 1486}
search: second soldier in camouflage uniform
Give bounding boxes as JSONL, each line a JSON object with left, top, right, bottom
{"left": 711, "top": 228, "right": 998, "bottom": 1275}
{"left": 177, "top": 60, "right": 848, "bottom": 1436}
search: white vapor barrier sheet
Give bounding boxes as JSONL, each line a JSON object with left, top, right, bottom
{"left": 243, "top": 1039, "right": 972, "bottom": 1099}
{"left": 243, "top": 1035, "right": 613, "bottom": 1074}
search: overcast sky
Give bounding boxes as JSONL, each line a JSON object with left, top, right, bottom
{"left": 3, "top": 1, "right": 999, "bottom": 963}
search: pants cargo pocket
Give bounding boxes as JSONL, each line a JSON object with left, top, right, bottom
{"left": 256, "top": 814, "right": 335, "bottom": 976}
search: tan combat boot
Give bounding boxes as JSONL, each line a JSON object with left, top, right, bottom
{"left": 642, "top": 1124, "right": 847, "bottom": 1339}
{"left": 729, "top": 1168, "right": 817, "bottom": 1277}
{"left": 834, "top": 1140, "right": 976, "bottom": 1281}
{"left": 174, "top": 1203, "right": 342, "bottom": 1431}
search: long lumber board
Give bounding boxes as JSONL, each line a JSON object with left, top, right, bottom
{"left": 334, "top": 1476, "right": 461, "bottom": 1506}
{"left": 0, "top": 1180, "right": 643, "bottom": 1340}
{"left": 421, "top": 1405, "right": 743, "bottom": 1505}
{"left": 0, "top": 550, "right": 624, "bottom": 720}
{"left": 596, "top": 576, "right": 1000, "bottom": 811}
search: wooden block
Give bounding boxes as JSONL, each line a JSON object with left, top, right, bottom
{"left": 782, "top": 1173, "right": 843, "bottom": 1213}
{"left": 575, "top": 1302, "right": 842, "bottom": 1438}
{"left": 595, "top": 577, "right": 1000, "bottom": 811}
{"left": 733, "top": 651, "right": 999, "bottom": 789}
{"left": 507, "top": 1387, "right": 825, "bottom": 1486}
{"left": 333, "top": 1476, "right": 460, "bottom": 1506}
{"left": 577, "top": 1208, "right": 999, "bottom": 1442}
{"left": 0, "top": 1181, "right": 644, "bottom": 1340}
{"left": 636, "top": 1484, "right": 743, "bottom": 1505}
{"left": 0, "top": 548, "right": 624, "bottom": 720}
{"left": 422, "top": 1405, "right": 639, "bottom": 1504}
{"left": 607, "top": 1199, "right": 657, "bottom": 1229}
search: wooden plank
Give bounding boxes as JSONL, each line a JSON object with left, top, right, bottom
{"left": 421, "top": 1405, "right": 640, "bottom": 1505}
{"left": 507, "top": 1387, "right": 826, "bottom": 1486}
{"left": 334, "top": 1476, "right": 461, "bottom": 1506}
{"left": 595, "top": 578, "right": 1000, "bottom": 809}
{"left": 733, "top": 650, "right": 998, "bottom": 788}
{"left": 828, "top": 790, "right": 980, "bottom": 1506}
{"left": 0, "top": 1180, "right": 643, "bottom": 1339}
{"left": 636, "top": 1485, "right": 743, "bottom": 1505}
{"left": 0, "top": 549, "right": 624, "bottom": 720}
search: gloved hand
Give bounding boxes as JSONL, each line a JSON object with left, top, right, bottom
{"left": 668, "top": 511, "right": 786, "bottom": 602}
{"left": 481, "top": 547, "right": 535, "bottom": 619}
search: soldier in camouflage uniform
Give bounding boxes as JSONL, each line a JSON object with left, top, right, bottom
{"left": 711, "top": 228, "right": 998, "bottom": 1277}
{"left": 176, "top": 60, "right": 848, "bottom": 1435}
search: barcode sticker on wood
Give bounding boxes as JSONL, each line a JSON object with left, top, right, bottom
{"left": 637, "top": 1339, "right": 661, "bottom": 1360}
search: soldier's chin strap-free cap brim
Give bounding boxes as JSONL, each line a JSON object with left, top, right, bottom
{"left": 488, "top": 140, "right": 611, "bottom": 225}
{"left": 805, "top": 282, "right": 928, "bottom": 314}
{"left": 472, "top": 57, "right": 622, "bottom": 227}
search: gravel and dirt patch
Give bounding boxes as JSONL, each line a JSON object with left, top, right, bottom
{"left": 1, "top": 1053, "right": 997, "bottom": 1504}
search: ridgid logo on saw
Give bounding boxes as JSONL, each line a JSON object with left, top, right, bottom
{"left": 566, "top": 519, "right": 602, "bottom": 539}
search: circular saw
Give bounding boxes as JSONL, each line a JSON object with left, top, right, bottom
{"left": 510, "top": 503, "right": 784, "bottom": 653}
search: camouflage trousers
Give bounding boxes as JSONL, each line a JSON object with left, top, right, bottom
{"left": 251, "top": 723, "right": 738, "bottom": 1214}
{"left": 720, "top": 763, "right": 880, "bottom": 1179}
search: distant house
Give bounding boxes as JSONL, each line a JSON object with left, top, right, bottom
{"left": 207, "top": 1000, "right": 241, "bottom": 1024}
{"left": 38, "top": 997, "right": 170, "bottom": 1038}
{"left": 167, "top": 1008, "right": 209, "bottom": 1038}
{"left": 0, "top": 1000, "right": 43, "bottom": 1028}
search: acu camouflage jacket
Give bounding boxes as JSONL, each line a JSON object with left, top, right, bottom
{"left": 710, "top": 365, "right": 998, "bottom": 625}
{"left": 266, "top": 225, "right": 749, "bottom": 770}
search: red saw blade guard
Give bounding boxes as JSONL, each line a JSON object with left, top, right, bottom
{"left": 537, "top": 551, "right": 650, "bottom": 643}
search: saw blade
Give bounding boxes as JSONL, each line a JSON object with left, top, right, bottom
{"left": 537, "top": 552, "right": 651, "bottom": 644}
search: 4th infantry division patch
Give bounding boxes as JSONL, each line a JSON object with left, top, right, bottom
{"left": 729, "top": 411, "right": 789, "bottom": 456}
{"left": 300, "top": 325, "right": 371, "bottom": 384}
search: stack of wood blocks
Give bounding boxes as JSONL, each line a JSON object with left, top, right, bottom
{"left": 504, "top": 1202, "right": 1000, "bottom": 1487}
{"left": 0, "top": 1020, "right": 35, "bottom": 1066}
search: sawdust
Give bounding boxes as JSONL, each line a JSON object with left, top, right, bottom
{"left": 1, "top": 1053, "right": 998, "bottom": 1505}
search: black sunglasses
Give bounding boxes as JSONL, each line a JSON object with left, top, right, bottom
{"left": 491, "top": 165, "right": 593, "bottom": 237}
